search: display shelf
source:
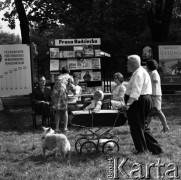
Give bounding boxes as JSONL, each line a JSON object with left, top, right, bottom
{"left": 49, "top": 38, "right": 102, "bottom": 88}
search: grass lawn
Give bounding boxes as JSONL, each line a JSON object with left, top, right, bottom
{"left": 0, "top": 95, "right": 181, "bottom": 180}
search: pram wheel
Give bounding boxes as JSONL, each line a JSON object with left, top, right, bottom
{"left": 75, "top": 134, "right": 85, "bottom": 141}
{"left": 102, "top": 140, "right": 119, "bottom": 155}
{"left": 75, "top": 138, "right": 88, "bottom": 153}
{"left": 80, "top": 141, "right": 97, "bottom": 154}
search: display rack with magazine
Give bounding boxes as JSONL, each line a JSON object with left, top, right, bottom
{"left": 49, "top": 38, "right": 102, "bottom": 88}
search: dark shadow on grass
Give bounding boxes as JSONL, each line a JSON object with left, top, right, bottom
{"left": 28, "top": 153, "right": 59, "bottom": 165}
{"left": 0, "top": 109, "right": 45, "bottom": 133}
{"left": 69, "top": 150, "right": 102, "bottom": 166}
{"left": 69, "top": 150, "right": 129, "bottom": 167}
{"left": 28, "top": 149, "right": 102, "bottom": 166}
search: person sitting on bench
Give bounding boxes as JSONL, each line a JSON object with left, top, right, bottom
{"left": 111, "top": 72, "right": 126, "bottom": 110}
{"left": 33, "top": 76, "right": 51, "bottom": 126}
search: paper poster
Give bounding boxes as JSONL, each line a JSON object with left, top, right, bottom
{"left": 74, "top": 46, "right": 84, "bottom": 57}
{"left": 50, "top": 48, "right": 59, "bottom": 58}
{"left": 92, "top": 71, "right": 101, "bottom": 81}
{"left": 81, "top": 70, "right": 93, "bottom": 82}
{"left": 0, "top": 44, "right": 32, "bottom": 96}
{"left": 59, "top": 51, "right": 75, "bottom": 58}
{"left": 59, "top": 51, "right": 65, "bottom": 58}
{"left": 83, "top": 44, "right": 94, "bottom": 57}
{"left": 50, "top": 59, "right": 59, "bottom": 71}
{"left": 91, "top": 58, "right": 101, "bottom": 69}
{"left": 67, "top": 59, "right": 77, "bottom": 70}
{"left": 95, "top": 49, "right": 101, "bottom": 57}
{"left": 59, "top": 60, "right": 67, "bottom": 70}
{"left": 159, "top": 45, "right": 181, "bottom": 85}
{"left": 77, "top": 59, "right": 84, "bottom": 69}
{"left": 77, "top": 59, "right": 92, "bottom": 69}
{"left": 73, "top": 72, "right": 81, "bottom": 80}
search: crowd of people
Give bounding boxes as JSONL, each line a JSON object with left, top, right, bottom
{"left": 33, "top": 54, "right": 168, "bottom": 155}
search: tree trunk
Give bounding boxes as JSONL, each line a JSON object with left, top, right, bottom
{"left": 14, "top": 0, "right": 30, "bottom": 44}
{"left": 146, "top": 0, "right": 175, "bottom": 42}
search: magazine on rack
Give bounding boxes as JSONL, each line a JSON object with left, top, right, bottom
{"left": 60, "top": 51, "right": 75, "bottom": 58}
{"left": 94, "top": 49, "right": 101, "bottom": 57}
{"left": 77, "top": 59, "right": 92, "bottom": 69}
{"left": 92, "top": 71, "right": 101, "bottom": 81}
{"left": 59, "top": 60, "right": 67, "bottom": 71}
{"left": 50, "top": 59, "right": 59, "bottom": 71}
{"left": 67, "top": 59, "right": 77, "bottom": 70}
{"left": 91, "top": 58, "right": 101, "bottom": 69}
{"left": 50, "top": 48, "right": 59, "bottom": 58}
{"left": 81, "top": 70, "right": 93, "bottom": 82}
{"left": 74, "top": 46, "right": 84, "bottom": 57}
{"left": 73, "top": 71, "right": 81, "bottom": 80}
{"left": 83, "top": 44, "right": 94, "bottom": 57}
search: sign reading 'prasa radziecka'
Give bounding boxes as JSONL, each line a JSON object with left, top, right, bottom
{"left": 55, "top": 38, "right": 101, "bottom": 46}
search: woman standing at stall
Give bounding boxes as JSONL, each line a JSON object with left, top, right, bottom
{"left": 51, "top": 68, "right": 75, "bottom": 133}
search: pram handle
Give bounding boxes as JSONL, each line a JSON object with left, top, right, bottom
{"left": 71, "top": 109, "right": 122, "bottom": 115}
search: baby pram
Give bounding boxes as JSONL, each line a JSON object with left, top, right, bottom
{"left": 69, "top": 110, "right": 127, "bottom": 155}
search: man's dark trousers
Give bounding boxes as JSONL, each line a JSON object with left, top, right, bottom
{"left": 125, "top": 94, "right": 163, "bottom": 154}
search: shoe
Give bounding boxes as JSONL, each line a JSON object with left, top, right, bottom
{"left": 132, "top": 150, "right": 146, "bottom": 155}
{"left": 63, "top": 129, "right": 69, "bottom": 133}
{"left": 161, "top": 126, "right": 169, "bottom": 133}
{"left": 152, "top": 150, "right": 163, "bottom": 155}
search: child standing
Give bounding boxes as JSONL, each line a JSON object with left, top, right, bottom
{"left": 146, "top": 59, "right": 169, "bottom": 132}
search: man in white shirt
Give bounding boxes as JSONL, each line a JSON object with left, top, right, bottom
{"left": 123, "top": 55, "right": 163, "bottom": 155}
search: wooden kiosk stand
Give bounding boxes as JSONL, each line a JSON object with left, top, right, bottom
{"left": 48, "top": 38, "right": 111, "bottom": 93}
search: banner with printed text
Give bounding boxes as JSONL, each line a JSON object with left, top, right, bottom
{"left": 159, "top": 45, "right": 181, "bottom": 85}
{"left": 0, "top": 44, "right": 32, "bottom": 96}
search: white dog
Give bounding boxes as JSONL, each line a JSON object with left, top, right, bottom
{"left": 41, "top": 126, "right": 71, "bottom": 161}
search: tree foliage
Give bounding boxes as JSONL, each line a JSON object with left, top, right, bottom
{"left": 0, "top": 31, "right": 21, "bottom": 44}
{"left": 1, "top": 0, "right": 181, "bottom": 53}
{"left": 145, "top": 0, "right": 175, "bottom": 42}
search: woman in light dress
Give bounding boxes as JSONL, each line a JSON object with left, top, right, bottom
{"left": 146, "top": 59, "right": 169, "bottom": 132}
{"left": 111, "top": 72, "right": 126, "bottom": 110}
{"left": 51, "top": 68, "right": 75, "bottom": 133}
